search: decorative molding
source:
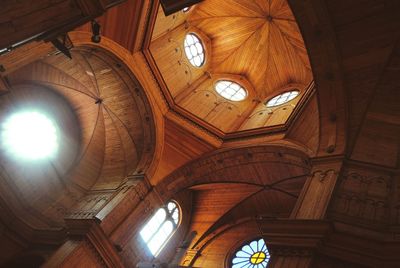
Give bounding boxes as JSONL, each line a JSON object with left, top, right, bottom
{"left": 329, "top": 168, "right": 395, "bottom": 229}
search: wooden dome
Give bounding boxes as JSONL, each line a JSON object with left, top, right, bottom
{"left": 148, "top": 0, "right": 313, "bottom": 136}
{"left": 0, "top": 47, "right": 155, "bottom": 229}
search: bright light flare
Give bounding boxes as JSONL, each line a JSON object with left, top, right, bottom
{"left": 1, "top": 111, "right": 58, "bottom": 160}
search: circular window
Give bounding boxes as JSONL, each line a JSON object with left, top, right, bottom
{"left": 266, "top": 90, "right": 299, "bottom": 107}
{"left": 1, "top": 110, "right": 58, "bottom": 160}
{"left": 231, "top": 238, "right": 270, "bottom": 268}
{"left": 215, "top": 80, "right": 247, "bottom": 101}
{"left": 184, "top": 33, "right": 205, "bottom": 67}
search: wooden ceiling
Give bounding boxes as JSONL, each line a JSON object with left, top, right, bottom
{"left": 1, "top": 0, "right": 400, "bottom": 267}
{"left": 148, "top": 0, "right": 313, "bottom": 135}
{"left": 188, "top": 0, "right": 312, "bottom": 99}
{"left": 0, "top": 47, "right": 155, "bottom": 231}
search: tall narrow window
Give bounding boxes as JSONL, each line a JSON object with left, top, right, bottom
{"left": 231, "top": 238, "right": 270, "bottom": 268}
{"left": 140, "top": 201, "right": 180, "bottom": 256}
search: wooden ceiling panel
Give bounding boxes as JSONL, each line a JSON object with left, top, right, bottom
{"left": 93, "top": 109, "right": 127, "bottom": 188}
{"left": 273, "top": 19, "right": 312, "bottom": 69}
{"left": 270, "top": 0, "right": 294, "bottom": 20}
{"left": 213, "top": 23, "right": 271, "bottom": 95}
{"left": 43, "top": 52, "right": 99, "bottom": 97}
{"left": 191, "top": 17, "right": 266, "bottom": 66}
{"left": 152, "top": 5, "right": 188, "bottom": 41}
{"left": 188, "top": 0, "right": 264, "bottom": 19}
{"left": 189, "top": 183, "right": 260, "bottom": 245}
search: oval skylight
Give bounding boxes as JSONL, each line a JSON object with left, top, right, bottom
{"left": 265, "top": 90, "right": 299, "bottom": 107}
{"left": 184, "top": 33, "right": 205, "bottom": 67}
{"left": 215, "top": 80, "right": 247, "bottom": 101}
{"left": 1, "top": 110, "right": 58, "bottom": 160}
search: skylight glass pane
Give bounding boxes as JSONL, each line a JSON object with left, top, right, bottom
{"left": 215, "top": 80, "right": 247, "bottom": 101}
{"left": 184, "top": 33, "right": 205, "bottom": 67}
{"left": 172, "top": 210, "right": 179, "bottom": 224}
{"left": 193, "top": 56, "right": 201, "bottom": 67}
{"left": 168, "top": 201, "right": 176, "bottom": 212}
{"left": 265, "top": 90, "right": 299, "bottom": 107}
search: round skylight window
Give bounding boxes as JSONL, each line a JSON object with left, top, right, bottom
{"left": 1, "top": 110, "right": 58, "bottom": 160}
{"left": 266, "top": 90, "right": 299, "bottom": 107}
{"left": 184, "top": 33, "right": 205, "bottom": 67}
{"left": 215, "top": 80, "right": 247, "bottom": 101}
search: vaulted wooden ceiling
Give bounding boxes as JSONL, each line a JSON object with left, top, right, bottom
{"left": 148, "top": 0, "right": 313, "bottom": 136}
{"left": 0, "top": 47, "right": 154, "bottom": 233}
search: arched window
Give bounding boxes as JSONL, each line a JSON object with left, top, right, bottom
{"left": 140, "top": 201, "right": 180, "bottom": 256}
{"left": 215, "top": 80, "right": 247, "bottom": 101}
{"left": 265, "top": 90, "right": 299, "bottom": 107}
{"left": 184, "top": 33, "right": 205, "bottom": 67}
{"left": 231, "top": 238, "right": 270, "bottom": 268}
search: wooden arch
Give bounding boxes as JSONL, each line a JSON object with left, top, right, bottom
{"left": 287, "top": 0, "right": 347, "bottom": 156}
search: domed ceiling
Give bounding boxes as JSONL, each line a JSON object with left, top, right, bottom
{"left": 147, "top": 0, "right": 313, "bottom": 137}
{"left": 0, "top": 48, "right": 155, "bottom": 231}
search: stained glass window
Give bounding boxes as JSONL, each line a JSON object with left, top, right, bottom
{"left": 184, "top": 33, "right": 205, "bottom": 67}
{"left": 140, "top": 201, "right": 180, "bottom": 256}
{"left": 215, "top": 80, "right": 247, "bottom": 101}
{"left": 231, "top": 238, "right": 270, "bottom": 268}
{"left": 265, "top": 90, "right": 299, "bottom": 107}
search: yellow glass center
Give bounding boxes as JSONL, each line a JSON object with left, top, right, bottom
{"left": 250, "top": 251, "right": 266, "bottom": 264}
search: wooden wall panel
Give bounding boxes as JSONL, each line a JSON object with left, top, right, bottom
{"left": 75, "top": 0, "right": 145, "bottom": 52}
{"left": 152, "top": 4, "right": 189, "bottom": 41}
{"left": 59, "top": 241, "right": 104, "bottom": 268}
{"left": 328, "top": 165, "right": 395, "bottom": 229}
{"left": 312, "top": 255, "right": 367, "bottom": 268}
